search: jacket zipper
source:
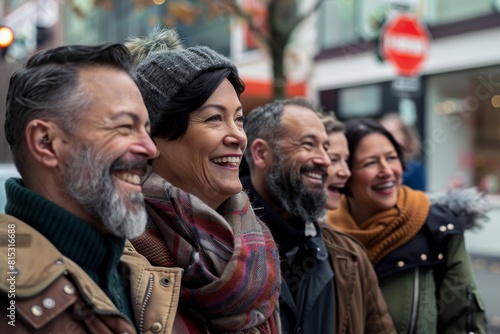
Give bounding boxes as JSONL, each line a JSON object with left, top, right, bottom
{"left": 408, "top": 267, "right": 420, "bottom": 334}
{"left": 466, "top": 285, "right": 473, "bottom": 333}
{"left": 139, "top": 274, "right": 154, "bottom": 334}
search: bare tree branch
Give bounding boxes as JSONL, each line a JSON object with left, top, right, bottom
{"left": 288, "top": 0, "right": 324, "bottom": 35}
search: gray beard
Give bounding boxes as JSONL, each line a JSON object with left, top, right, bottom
{"left": 265, "top": 149, "right": 326, "bottom": 223}
{"left": 63, "top": 142, "right": 147, "bottom": 239}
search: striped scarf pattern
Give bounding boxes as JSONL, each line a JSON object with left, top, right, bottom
{"left": 132, "top": 170, "right": 281, "bottom": 333}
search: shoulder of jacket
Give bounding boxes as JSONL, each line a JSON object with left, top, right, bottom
{"left": 0, "top": 215, "right": 121, "bottom": 314}
{"left": 425, "top": 205, "right": 463, "bottom": 234}
{"left": 0, "top": 216, "right": 115, "bottom": 331}
{"left": 0, "top": 215, "right": 68, "bottom": 297}
{"left": 320, "top": 223, "right": 368, "bottom": 256}
{"left": 427, "top": 187, "right": 489, "bottom": 231}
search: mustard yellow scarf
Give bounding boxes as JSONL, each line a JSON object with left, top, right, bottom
{"left": 326, "top": 186, "right": 430, "bottom": 265}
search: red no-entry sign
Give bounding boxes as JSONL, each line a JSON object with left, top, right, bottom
{"left": 381, "top": 15, "right": 430, "bottom": 77}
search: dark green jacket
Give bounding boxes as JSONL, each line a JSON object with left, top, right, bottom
{"left": 376, "top": 204, "right": 487, "bottom": 334}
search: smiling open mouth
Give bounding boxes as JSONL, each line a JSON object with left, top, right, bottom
{"left": 211, "top": 156, "right": 241, "bottom": 168}
{"left": 373, "top": 182, "right": 394, "bottom": 190}
{"left": 114, "top": 172, "right": 141, "bottom": 185}
{"left": 328, "top": 185, "right": 342, "bottom": 193}
{"left": 304, "top": 171, "right": 323, "bottom": 180}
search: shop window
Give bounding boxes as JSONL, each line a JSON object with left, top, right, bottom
{"left": 338, "top": 84, "right": 382, "bottom": 118}
{"left": 318, "top": 0, "right": 394, "bottom": 49}
{"left": 399, "top": 98, "right": 417, "bottom": 126}
{"left": 318, "top": 0, "right": 356, "bottom": 49}
{"left": 426, "top": 66, "right": 500, "bottom": 193}
{"left": 177, "top": 15, "right": 231, "bottom": 56}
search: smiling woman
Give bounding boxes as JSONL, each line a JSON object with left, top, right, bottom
{"left": 124, "top": 27, "right": 281, "bottom": 333}
{"left": 326, "top": 118, "right": 487, "bottom": 333}
{"left": 321, "top": 115, "right": 351, "bottom": 212}
{"left": 152, "top": 79, "right": 247, "bottom": 209}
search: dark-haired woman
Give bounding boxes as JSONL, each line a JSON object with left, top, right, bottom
{"left": 125, "top": 28, "right": 281, "bottom": 333}
{"left": 326, "top": 118, "right": 487, "bottom": 334}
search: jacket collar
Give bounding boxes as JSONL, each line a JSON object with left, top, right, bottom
{"left": 4, "top": 177, "right": 125, "bottom": 281}
{"left": 0, "top": 215, "right": 117, "bottom": 313}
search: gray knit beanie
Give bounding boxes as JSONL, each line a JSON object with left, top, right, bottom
{"left": 126, "top": 27, "right": 239, "bottom": 132}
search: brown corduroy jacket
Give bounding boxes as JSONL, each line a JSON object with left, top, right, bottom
{"left": 320, "top": 224, "right": 396, "bottom": 334}
{"left": 0, "top": 215, "right": 183, "bottom": 333}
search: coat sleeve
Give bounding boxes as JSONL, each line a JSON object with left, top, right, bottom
{"left": 437, "top": 234, "right": 487, "bottom": 334}
{"left": 320, "top": 225, "right": 396, "bottom": 334}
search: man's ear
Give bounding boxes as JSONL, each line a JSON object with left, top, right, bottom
{"left": 250, "top": 138, "right": 273, "bottom": 169}
{"left": 25, "top": 120, "right": 61, "bottom": 168}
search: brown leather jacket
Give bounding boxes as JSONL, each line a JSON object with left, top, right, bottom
{"left": 0, "top": 215, "right": 183, "bottom": 333}
{"left": 320, "top": 224, "right": 396, "bottom": 334}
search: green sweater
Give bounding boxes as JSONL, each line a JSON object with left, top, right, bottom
{"left": 4, "top": 177, "right": 134, "bottom": 322}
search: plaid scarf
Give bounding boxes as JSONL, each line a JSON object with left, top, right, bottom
{"left": 131, "top": 170, "right": 281, "bottom": 333}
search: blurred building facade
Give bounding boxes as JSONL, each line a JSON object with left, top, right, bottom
{"left": 2, "top": 0, "right": 500, "bottom": 195}
{"left": 0, "top": 0, "right": 315, "bottom": 160}
{"left": 61, "top": 0, "right": 311, "bottom": 112}
{"left": 312, "top": 0, "right": 500, "bottom": 194}
{"left": 0, "top": 0, "right": 236, "bottom": 161}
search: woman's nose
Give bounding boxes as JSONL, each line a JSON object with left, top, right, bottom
{"left": 224, "top": 121, "right": 247, "bottom": 150}
{"left": 338, "top": 165, "right": 351, "bottom": 179}
{"left": 378, "top": 160, "right": 393, "bottom": 177}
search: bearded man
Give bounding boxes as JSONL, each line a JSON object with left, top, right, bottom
{"left": 0, "top": 44, "right": 179, "bottom": 333}
{"left": 241, "top": 97, "right": 396, "bottom": 334}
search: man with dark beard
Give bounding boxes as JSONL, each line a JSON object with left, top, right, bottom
{"left": 0, "top": 44, "right": 178, "bottom": 333}
{"left": 241, "top": 97, "right": 396, "bottom": 334}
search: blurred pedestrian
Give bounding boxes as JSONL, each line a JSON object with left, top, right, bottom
{"left": 0, "top": 43, "right": 161, "bottom": 333}
{"left": 326, "top": 118, "right": 488, "bottom": 333}
{"left": 241, "top": 98, "right": 396, "bottom": 334}
{"left": 379, "top": 112, "right": 427, "bottom": 191}
{"left": 125, "top": 27, "right": 281, "bottom": 333}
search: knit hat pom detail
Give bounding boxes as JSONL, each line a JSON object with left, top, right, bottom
{"left": 126, "top": 26, "right": 184, "bottom": 65}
